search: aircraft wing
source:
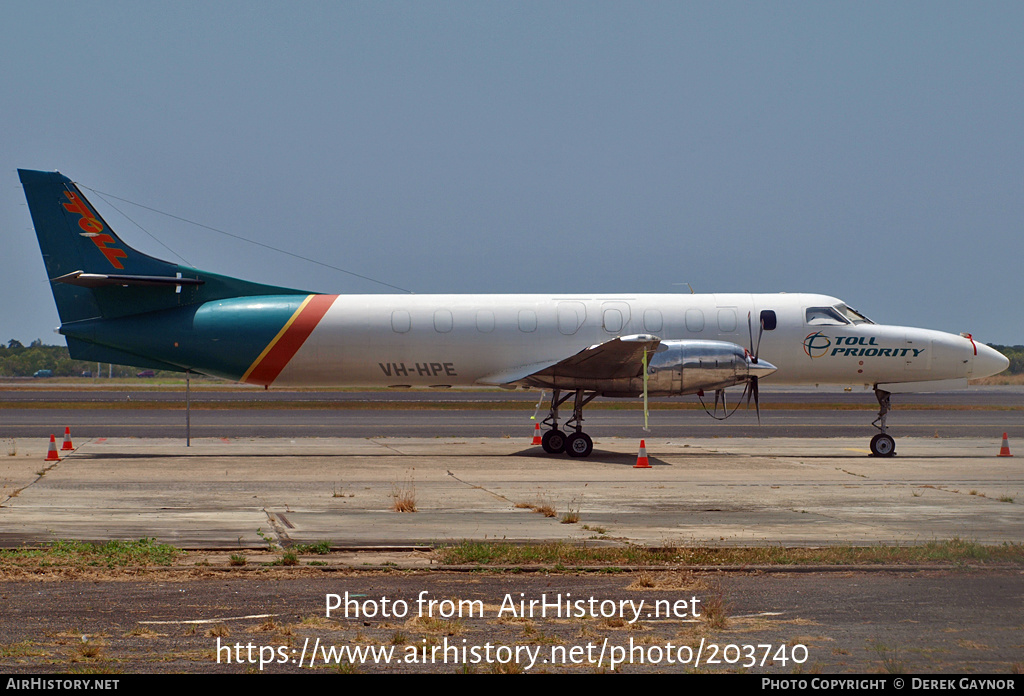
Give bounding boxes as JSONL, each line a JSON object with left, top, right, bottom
{"left": 477, "top": 334, "right": 662, "bottom": 387}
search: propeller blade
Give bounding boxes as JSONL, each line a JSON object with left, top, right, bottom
{"left": 755, "top": 315, "right": 764, "bottom": 362}
{"left": 741, "top": 374, "right": 762, "bottom": 424}
{"left": 747, "top": 311, "right": 763, "bottom": 364}
{"left": 752, "top": 376, "right": 761, "bottom": 424}
{"left": 747, "top": 312, "right": 754, "bottom": 362}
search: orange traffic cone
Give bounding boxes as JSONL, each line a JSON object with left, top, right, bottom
{"left": 61, "top": 426, "right": 74, "bottom": 451}
{"left": 998, "top": 433, "right": 1013, "bottom": 457}
{"left": 532, "top": 423, "right": 542, "bottom": 445}
{"left": 45, "top": 434, "right": 60, "bottom": 462}
{"left": 634, "top": 439, "right": 651, "bottom": 468}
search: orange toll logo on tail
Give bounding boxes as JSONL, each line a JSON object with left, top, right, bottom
{"left": 62, "top": 191, "right": 128, "bottom": 269}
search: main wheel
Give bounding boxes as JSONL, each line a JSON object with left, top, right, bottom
{"left": 564, "top": 431, "right": 594, "bottom": 458}
{"left": 869, "top": 433, "right": 896, "bottom": 457}
{"left": 541, "top": 429, "right": 567, "bottom": 454}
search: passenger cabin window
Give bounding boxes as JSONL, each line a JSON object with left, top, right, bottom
{"left": 603, "top": 309, "right": 623, "bottom": 333}
{"left": 685, "top": 308, "right": 704, "bottom": 332}
{"left": 518, "top": 310, "right": 537, "bottom": 333}
{"left": 805, "top": 307, "right": 849, "bottom": 326}
{"left": 391, "top": 310, "right": 411, "bottom": 333}
{"left": 476, "top": 310, "right": 495, "bottom": 333}
{"left": 760, "top": 310, "right": 777, "bottom": 331}
{"left": 558, "top": 303, "right": 583, "bottom": 335}
{"left": 434, "top": 309, "right": 453, "bottom": 333}
{"left": 643, "top": 309, "right": 663, "bottom": 333}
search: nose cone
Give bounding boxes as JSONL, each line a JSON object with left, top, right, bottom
{"left": 748, "top": 358, "right": 778, "bottom": 379}
{"left": 973, "top": 343, "right": 1010, "bottom": 379}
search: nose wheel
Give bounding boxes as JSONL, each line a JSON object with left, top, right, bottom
{"left": 870, "top": 387, "right": 897, "bottom": 457}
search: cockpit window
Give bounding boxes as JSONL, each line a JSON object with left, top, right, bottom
{"left": 805, "top": 306, "right": 849, "bottom": 326}
{"left": 835, "top": 303, "right": 874, "bottom": 325}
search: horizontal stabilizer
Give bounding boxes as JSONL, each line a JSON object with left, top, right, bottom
{"left": 52, "top": 271, "right": 205, "bottom": 288}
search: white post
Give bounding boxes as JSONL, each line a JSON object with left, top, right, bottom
{"left": 186, "top": 370, "right": 191, "bottom": 447}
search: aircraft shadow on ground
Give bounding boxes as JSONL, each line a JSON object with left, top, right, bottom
{"left": 511, "top": 448, "right": 675, "bottom": 466}
{"left": 66, "top": 449, "right": 980, "bottom": 461}
{"left": 68, "top": 450, "right": 676, "bottom": 464}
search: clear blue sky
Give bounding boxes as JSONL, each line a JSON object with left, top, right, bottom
{"left": 2, "top": 1, "right": 1022, "bottom": 345}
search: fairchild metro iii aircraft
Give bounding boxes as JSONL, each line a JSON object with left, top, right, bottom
{"left": 18, "top": 169, "right": 1009, "bottom": 458}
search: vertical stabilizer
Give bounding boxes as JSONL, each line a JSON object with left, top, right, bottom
{"left": 19, "top": 169, "right": 181, "bottom": 323}
{"left": 18, "top": 169, "right": 309, "bottom": 325}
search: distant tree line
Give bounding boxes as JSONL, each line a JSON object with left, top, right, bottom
{"left": 0, "top": 340, "right": 177, "bottom": 378}
{"left": 4, "top": 340, "right": 1023, "bottom": 378}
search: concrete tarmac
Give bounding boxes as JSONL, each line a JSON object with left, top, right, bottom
{"left": 2, "top": 432, "right": 1022, "bottom": 675}
{"left": 1, "top": 435, "right": 1020, "bottom": 549}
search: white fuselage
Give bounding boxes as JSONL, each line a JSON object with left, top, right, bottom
{"left": 270, "top": 292, "right": 1004, "bottom": 391}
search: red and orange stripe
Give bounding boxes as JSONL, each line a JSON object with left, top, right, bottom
{"left": 241, "top": 294, "right": 337, "bottom": 386}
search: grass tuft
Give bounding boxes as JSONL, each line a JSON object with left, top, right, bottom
{"left": 295, "top": 540, "right": 332, "bottom": 555}
{"left": 256, "top": 528, "right": 278, "bottom": 551}
{"left": 391, "top": 478, "right": 417, "bottom": 513}
{"left": 274, "top": 551, "right": 299, "bottom": 566}
{"left": 75, "top": 640, "right": 103, "bottom": 661}
{"left": 870, "top": 640, "right": 907, "bottom": 674}
{"left": 701, "top": 586, "right": 728, "bottom": 629}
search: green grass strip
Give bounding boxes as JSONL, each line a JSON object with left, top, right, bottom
{"left": 437, "top": 539, "right": 1024, "bottom": 566}
{"left": 0, "top": 537, "right": 182, "bottom": 569}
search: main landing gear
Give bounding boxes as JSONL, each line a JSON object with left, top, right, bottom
{"left": 539, "top": 388, "right": 597, "bottom": 458}
{"left": 869, "top": 386, "right": 896, "bottom": 457}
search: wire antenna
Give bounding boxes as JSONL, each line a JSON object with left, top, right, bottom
{"left": 76, "top": 183, "right": 414, "bottom": 294}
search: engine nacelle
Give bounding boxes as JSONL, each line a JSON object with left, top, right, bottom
{"left": 598, "top": 340, "right": 776, "bottom": 397}
{"left": 648, "top": 340, "right": 775, "bottom": 394}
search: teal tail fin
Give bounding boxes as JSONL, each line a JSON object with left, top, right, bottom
{"left": 18, "top": 169, "right": 308, "bottom": 325}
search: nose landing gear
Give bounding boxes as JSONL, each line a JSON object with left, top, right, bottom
{"left": 870, "top": 387, "right": 896, "bottom": 457}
